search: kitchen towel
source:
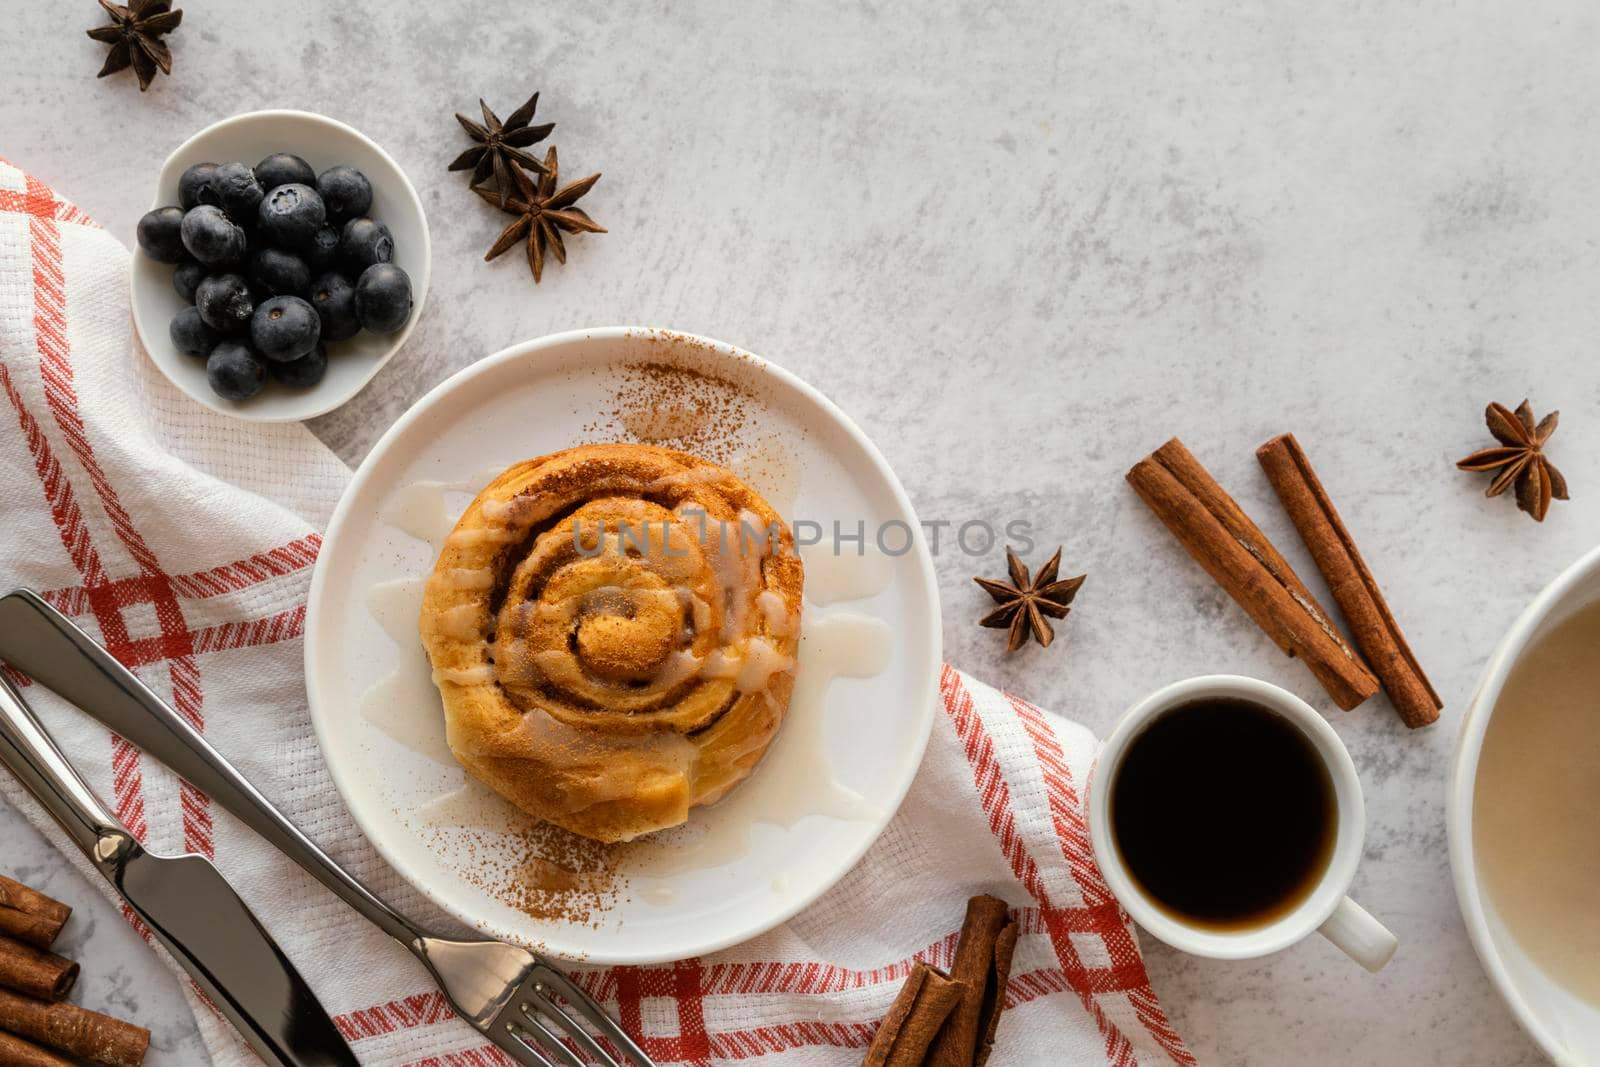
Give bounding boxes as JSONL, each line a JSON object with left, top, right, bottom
{"left": 0, "top": 159, "right": 1193, "bottom": 1067}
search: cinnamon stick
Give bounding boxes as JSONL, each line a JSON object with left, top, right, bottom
{"left": 0, "top": 911, "right": 62, "bottom": 954}
{"left": 927, "top": 896, "right": 1019, "bottom": 1067}
{"left": 862, "top": 962, "right": 966, "bottom": 1067}
{"left": 0, "top": 879, "right": 69, "bottom": 951}
{"left": 0, "top": 936, "right": 77, "bottom": 1003}
{"left": 0, "top": 1029, "right": 74, "bottom": 1067}
{"left": 0, "top": 988, "right": 149, "bottom": 1067}
{"left": 1256, "top": 434, "right": 1442, "bottom": 728}
{"left": 1127, "top": 438, "right": 1379, "bottom": 709}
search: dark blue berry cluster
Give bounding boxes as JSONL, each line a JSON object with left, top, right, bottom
{"left": 138, "top": 152, "right": 414, "bottom": 402}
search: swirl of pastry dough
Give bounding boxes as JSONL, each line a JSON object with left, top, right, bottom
{"left": 420, "top": 444, "right": 803, "bottom": 842}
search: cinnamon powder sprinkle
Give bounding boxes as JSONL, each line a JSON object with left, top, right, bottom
{"left": 496, "top": 823, "right": 618, "bottom": 927}
{"left": 585, "top": 360, "right": 754, "bottom": 463}
{"left": 421, "top": 812, "right": 621, "bottom": 928}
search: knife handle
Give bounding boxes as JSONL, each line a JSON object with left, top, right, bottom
{"left": 0, "top": 591, "right": 421, "bottom": 947}
{"left": 0, "top": 674, "right": 131, "bottom": 866}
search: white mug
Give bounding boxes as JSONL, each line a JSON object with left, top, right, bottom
{"left": 1088, "top": 675, "right": 1398, "bottom": 972}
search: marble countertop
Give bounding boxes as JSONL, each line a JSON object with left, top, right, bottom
{"left": 4, "top": 1, "right": 1598, "bottom": 1063}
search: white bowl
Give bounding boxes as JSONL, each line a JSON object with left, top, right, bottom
{"left": 130, "top": 109, "right": 431, "bottom": 422}
{"left": 1449, "top": 543, "right": 1600, "bottom": 1066}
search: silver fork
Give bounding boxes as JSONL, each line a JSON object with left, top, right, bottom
{"left": 0, "top": 589, "right": 653, "bottom": 1067}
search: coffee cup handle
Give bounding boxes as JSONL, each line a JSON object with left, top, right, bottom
{"left": 1318, "top": 896, "right": 1398, "bottom": 971}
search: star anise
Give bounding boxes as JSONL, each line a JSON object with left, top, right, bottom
{"left": 86, "top": 0, "right": 182, "bottom": 92}
{"left": 449, "top": 92, "right": 554, "bottom": 207}
{"left": 473, "top": 147, "right": 605, "bottom": 284}
{"left": 975, "top": 546, "right": 1086, "bottom": 652}
{"left": 1456, "top": 399, "right": 1569, "bottom": 522}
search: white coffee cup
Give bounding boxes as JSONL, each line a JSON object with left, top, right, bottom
{"left": 1088, "top": 675, "right": 1397, "bottom": 972}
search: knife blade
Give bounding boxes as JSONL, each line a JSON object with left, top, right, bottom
{"left": 0, "top": 671, "right": 358, "bottom": 1067}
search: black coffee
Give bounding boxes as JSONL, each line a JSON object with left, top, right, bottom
{"left": 1110, "top": 698, "right": 1336, "bottom": 928}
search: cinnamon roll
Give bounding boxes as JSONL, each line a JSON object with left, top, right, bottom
{"left": 419, "top": 444, "right": 804, "bottom": 842}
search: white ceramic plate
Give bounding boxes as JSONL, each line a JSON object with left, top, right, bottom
{"left": 130, "top": 109, "right": 431, "bottom": 422}
{"left": 305, "top": 328, "right": 941, "bottom": 963}
{"left": 1449, "top": 543, "right": 1600, "bottom": 1067}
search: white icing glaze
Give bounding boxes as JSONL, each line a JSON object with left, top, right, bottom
{"left": 701, "top": 648, "right": 741, "bottom": 679}
{"left": 380, "top": 481, "right": 460, "bottom": 548}
{"left": 417, "top": 782, "right": 522, "bottom": 831}
{"left": 757, "top": 589, "right": 797, "bottom": 636}
{"left": 799, "top": 544, "right": 893, "bottom": 606}
{"left": 432, "top": 664, "right": 496, "bottom": 685}
{"left": 694, "top": 639, "right": 793, "bottom": 693}
{"left": 651, "top": 650, "right": 704, "bottom": 690}
{"left": 440, "top": 567, "right": 494, "bottom": 590}
{"left": 735, "top": 637, "right": 794, "bottom": 693}
{"left": 639, "top": 884, "right": 677, "bottom": 906}
{"left": 379, "top": 468, "right": 508, "bottom": 549}
{"left": 359, "top": 578, "right": 453, "bottom": 765}
{"left": 426, "top": 603, "right": 482, "bottom": 640}
{"left": 478, "top": 496, "right": 538, "bottom": 523}
{"left": 446, "top": 526, "right": 523, "bottom": 547}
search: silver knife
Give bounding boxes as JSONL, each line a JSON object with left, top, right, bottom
{"left": 0, "top": 672, "right": 359, "bottom": 1067}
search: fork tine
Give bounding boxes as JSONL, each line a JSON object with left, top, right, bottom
{"left": 494, "top": 1020, "right": 562, "bottom": 1067}
{"left": 504, "top": 1015, "right": 578, "bottom": 1067}
{"left": 521, "top": 1001, "right": 615, "bottom": 1067}
{"left": 531, "top": 965, "right": 654, "bottom": 1067}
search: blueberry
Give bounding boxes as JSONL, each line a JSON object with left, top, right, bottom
{"left": 306, "top": 224, "right": 340, "bottom": 270}
{"left": 338, "top": 217, "right": 393, "bottom": 271}
{"left": 253, "top": 152, "right": 317, "bottom": 192}
{"left": 180, "top": 205, "right": 246, "bottom": 267}
{"left": 177, "top": 162, "right": 219, "bottom": 210}
{"left": 194, "top": 272, "right": 255, "bottom": 333}
{"left": 250, "top": 295, "right": 321, "bottom": 362}
{"left": 316, "top": 165, "right": 372, "bottom": 224}
{"left": 250, "top": 246, "right": 310, "bottom": 296}
{"left": 267, "top": 343, "right": 328, "bottom": 388}
{"left": 354, "top": 263, "right": 412, "bottom": 334}
{"left": 257, "top": 183, "right": 326, "bottom": 249}
{"left": 308, "top": 272, "right": 360, "bottom": 341}
{"left": 211, "top": 162, "right": 264, "bottom": 222}
{"left": 172, "top": 258, "right": 207, "bottom": 302}
{"left": 169, "top": 305, "right": 220, "bottom": 356}
{"left": 206, "top": 341, "right": 267, "bottom": 401}
{"left": 136, "top": 206, "right": 187, "bottom": 263}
